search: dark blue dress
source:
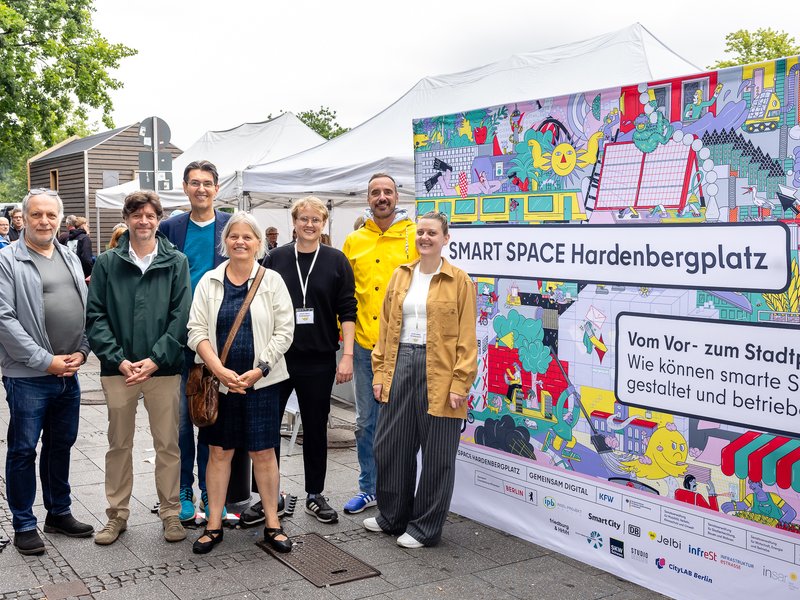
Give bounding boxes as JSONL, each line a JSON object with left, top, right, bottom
{"left": 198, "top": 274, "right": 280, "bottom": 451}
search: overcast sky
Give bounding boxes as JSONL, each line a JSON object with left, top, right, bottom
{"left": 92, "top": 0, "right": 800, "bottom": 149}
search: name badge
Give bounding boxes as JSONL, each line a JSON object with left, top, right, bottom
{"left": 408, "top": 330, "right": 425, "bottom": 344}
{"left": 295, "top": 308, "right": 314, "bottom": 325}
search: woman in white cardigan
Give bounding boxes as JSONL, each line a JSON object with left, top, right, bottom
{"left": 187, "top": 212, "right": 294, "bottom": 554}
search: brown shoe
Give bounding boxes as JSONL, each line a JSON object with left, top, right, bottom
{"left": 163, "top": 515, "right": 186, "bottom": 543}
{"left": 95, "top": 517, "right": 127, "bottom": 545}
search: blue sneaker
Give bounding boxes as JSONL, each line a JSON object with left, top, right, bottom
{"left": 200, "top": 490, "right": 227, "bottom": 520}
{"left": 179, "top": 488, "right": 195, "bottom": 521}
{"left": 343, "top": 492, "right": 377, "bottom": 514}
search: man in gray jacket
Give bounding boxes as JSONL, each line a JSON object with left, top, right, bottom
{"left": 0, "top": 189, "right": 94, "bottom": 555}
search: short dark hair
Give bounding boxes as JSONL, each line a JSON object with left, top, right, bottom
{"left": 122, "top": 190, "right": 163, "bottom": 220}
{"left": 368, "top": 172, "right": 397, "bottom": 191}
{"left": 183, "top": 160, "right": 219, "bottom": 185}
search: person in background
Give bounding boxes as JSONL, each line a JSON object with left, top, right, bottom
{"left": 159, "top": 160, "right": 231, "bottom": 522}
{"left": 58, "top": 215, "right": 77, "bottom": 245}
{"left": 107, "top": 223, "right": 128, "bottom": 250}
{"left": 187, "top": 212, "right": 294, "bottom": 554}
{"left": 0, "top": 189, "right": 94, "bottom": 556}
{"left": 8, "top": 207, "right": 24, "bottom": 241}
{"left": 340, "top": 173, "right": 417, "bottom": 515}
{"left": 86, "top": 190, "right": 191, "bottom": 546}
{"left": 266, "top": 227, "right": 279, "bottom": 250}
{"left": 263, "top": 196, "right": 355, "bottom": 524}
{"left": 364, "top": 211, "right": 477, "bottom": 548}
{"left": 320, "top": 233, "right": 331, "bottom": 246}
{"left": 0, "top": 217, "right": 11, "bottom": 249}
{"left": 66, "top": 217, "right": 94, "bottom": 278}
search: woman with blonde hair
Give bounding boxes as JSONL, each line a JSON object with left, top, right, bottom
{"left": 365, "top": 211, "right": 477, "bottom": 548}
{"left": 261, "top": 196, "right": 356, "bottom": 524}
{"left": 187, "top": 212, "right": 294, "bottom": 554}
{"left": 107, "top": 223, "right": 127, "bottom": 250}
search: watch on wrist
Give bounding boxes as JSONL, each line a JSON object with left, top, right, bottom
{"left": 257, "top": 361, "right": 271, "bottom": 378}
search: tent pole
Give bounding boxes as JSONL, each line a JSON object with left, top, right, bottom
{"left": 327, "top": 199, "right": 333, "bottom": 246}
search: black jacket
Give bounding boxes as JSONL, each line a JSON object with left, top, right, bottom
{"left": 67, "top": 227, "right": 94, "bottom": 277}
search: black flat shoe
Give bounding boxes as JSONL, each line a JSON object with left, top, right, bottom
{"left": 192, "top": 528, "right": 223, "bottom": 554}
{"left": 264, "top": 526, "right": 292, "bottom": 553}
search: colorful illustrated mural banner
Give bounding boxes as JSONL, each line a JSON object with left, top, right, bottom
{"left": 414, "top": 56, "right": 800, "bottom": 599}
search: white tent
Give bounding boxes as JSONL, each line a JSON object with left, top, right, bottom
{"left": 242, "top": 23, "right": 701, "bottom": 208}
{"left": 94, "top": 112, "right": 325, "bottom": 209}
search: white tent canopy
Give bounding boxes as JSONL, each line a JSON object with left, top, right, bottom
{"left": 95, "top": 112, "right": 325, "bottom": 209}
{"left": 242, "top": 23, "right": 700, "bottom": 206}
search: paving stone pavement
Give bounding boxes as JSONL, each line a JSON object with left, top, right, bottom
{"left": 0, "top": 355, "right": 669, "bottom": 599}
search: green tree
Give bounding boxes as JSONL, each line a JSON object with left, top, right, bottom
{"left": 710, "top": 28, "right": 800, "bottom": 69}
{"left": 0, "top": 0, "right": 136, "bottom": 196}
{"left": 297, "top": 106, "right": 350, "bottom": 139}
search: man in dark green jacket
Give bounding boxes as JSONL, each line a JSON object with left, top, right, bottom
{"left": 86, "top": 190, "right": 191, "bottom": 546}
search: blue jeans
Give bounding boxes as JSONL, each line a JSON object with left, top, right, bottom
{"left": 3, "top": 374, "right": 81, "bottom": 532}
{"left": 179, "top": 355, "right": 208, "bottom": 492}
{"left": 353, "top": 342, "right": 380, "bottom": 495}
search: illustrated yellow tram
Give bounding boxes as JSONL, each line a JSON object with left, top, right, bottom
{"left": 415, "top": 189, "right": 588, "bottom": 224}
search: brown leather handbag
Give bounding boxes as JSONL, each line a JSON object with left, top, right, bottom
{"left": 186, "top": 266, "right": 266, "bottom": 427}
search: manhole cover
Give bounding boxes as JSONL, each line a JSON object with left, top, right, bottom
{"left": 40, "top": 580, "right": 90, "bottom": 600}
{"left": 258, "top": 532, "right": 380, "bottom": 587}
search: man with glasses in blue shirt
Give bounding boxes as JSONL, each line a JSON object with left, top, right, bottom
{"left": 159, "top": 160, "right": 231, "bottom": 522}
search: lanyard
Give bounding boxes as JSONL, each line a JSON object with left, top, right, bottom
{"left": 294, "top": 244, "right": 320, "bottom": 308}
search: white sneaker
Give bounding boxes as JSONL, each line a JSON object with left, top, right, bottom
{"left": 363, "top": 517, "right": 383, "bottom": 532}
{"left": 397, "top": 532, "right": 424, "bottom": 548}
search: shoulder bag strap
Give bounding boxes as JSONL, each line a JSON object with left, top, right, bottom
{"left": 219, "top": 266, "right": 266, "bottom": 365}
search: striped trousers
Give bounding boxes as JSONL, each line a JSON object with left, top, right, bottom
{"left": 374, "top": 344, "right": 461, "bottom": 546}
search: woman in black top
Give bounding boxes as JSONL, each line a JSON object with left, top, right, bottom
{"left": 264, "top": 196, "right": 356, "bottom": 524}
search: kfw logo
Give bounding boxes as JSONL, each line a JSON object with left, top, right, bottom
{"left": 655, "top": 558, "right": 666, "bottom": 570}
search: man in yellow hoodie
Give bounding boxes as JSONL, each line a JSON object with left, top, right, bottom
{"left": 341, "top": 173, "right": 418, "bottom": 514}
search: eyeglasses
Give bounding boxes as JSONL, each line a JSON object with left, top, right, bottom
{"left": 187, "top": 180, "right": 216, "bottom": 189}
{"left": 28, "top": 188, "right": 59, "bottom": 196}
{"left": 297, "top": 216, "right": 323, "bottom": 225}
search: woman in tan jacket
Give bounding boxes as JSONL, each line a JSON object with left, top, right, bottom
{"left": 364, "top": 211, "right": 477, "bottom": 548}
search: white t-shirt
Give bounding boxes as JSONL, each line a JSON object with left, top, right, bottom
{"left": 399, "top": 261, "right": 441, "bottom": 345}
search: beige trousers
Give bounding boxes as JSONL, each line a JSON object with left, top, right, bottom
{"left": 101, "top": 375, "right": 181, "bottom": 520}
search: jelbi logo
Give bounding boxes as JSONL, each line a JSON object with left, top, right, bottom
{"left": 649, "top": 532, "right": 681, "bottom": 549}
{"left": 543, "top": 496, "right": 556, "bottom": 509}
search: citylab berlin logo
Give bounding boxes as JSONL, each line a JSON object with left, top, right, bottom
{"left": 655, "top": 557, "right": 666, "bottom": 569}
